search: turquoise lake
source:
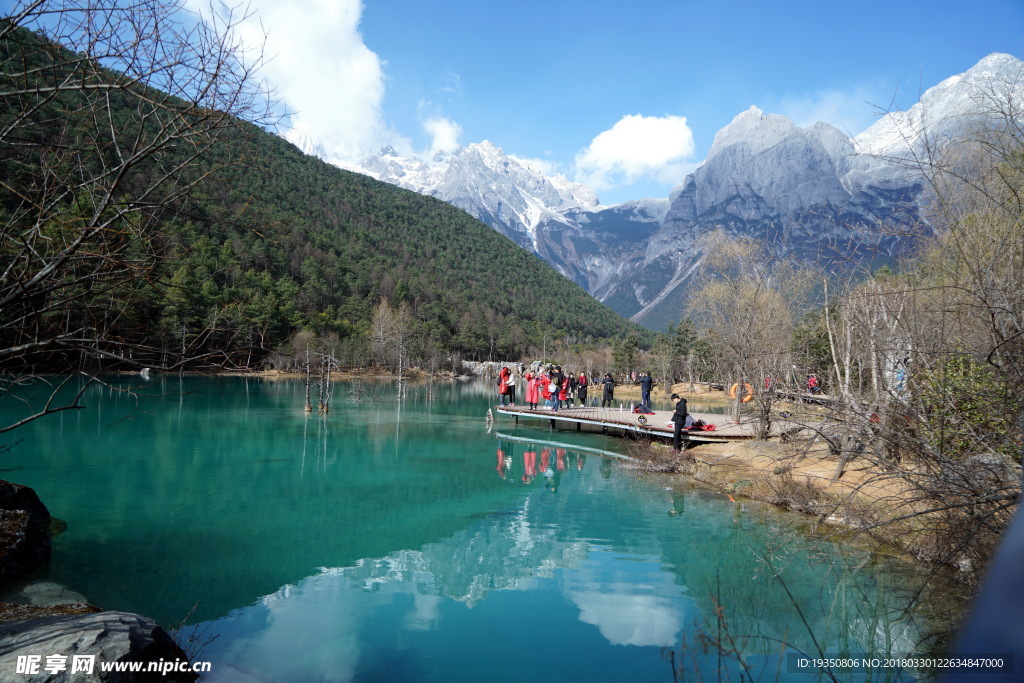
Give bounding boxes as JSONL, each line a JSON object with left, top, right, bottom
{"left": 0, "top": 376, "right": 932, "bottom": 681}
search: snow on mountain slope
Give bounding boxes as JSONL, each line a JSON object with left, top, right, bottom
{"left": 855, "top": 52, "right": 1024, "bottom": 159}
{"left": 360, "top": 141, "right": 600, "bottom": 245}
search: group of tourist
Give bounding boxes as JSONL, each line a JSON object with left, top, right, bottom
{"left": 497, "top": 365, "right": 699, "bottom": 453}
{"left": 497, "top": 365, "right": 619, "bottom": 410}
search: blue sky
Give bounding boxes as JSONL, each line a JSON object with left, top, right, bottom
{"left": 216, "top": 0, "right": 1024, "bottom": 205}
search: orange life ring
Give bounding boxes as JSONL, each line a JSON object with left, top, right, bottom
{"left": 729, "top": 382, "right": 754, "bottom": 402}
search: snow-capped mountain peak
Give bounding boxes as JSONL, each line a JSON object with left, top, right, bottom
{"left": 708, "top": 106, "right": 800, "bottom": 158}
{"left": 855, "top": 52, "right": 1024, "bottom": 158}
{"left": 357, "top": 140, "right": 603, "bottom": 243}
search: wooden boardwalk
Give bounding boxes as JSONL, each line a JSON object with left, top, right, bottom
{"left": 494, "top": 404, "right": 763, "bottom": 444}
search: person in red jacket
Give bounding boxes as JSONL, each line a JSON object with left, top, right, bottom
{"left": 540, "top": 369, "right": 552, "bottom": 407}
{"left": 525, "top": 371, "right": 539, "bottom": 409}
{"left": 497, "top": 367, "right": 507, "bottom": 405}
{"left": 558, "top": 376, "right": 569, "bottom": 409}
{"left": 497, "top": 367, "right": 511, "bottom": 406}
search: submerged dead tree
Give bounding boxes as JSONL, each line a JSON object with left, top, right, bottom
{"left": 309, "top": 352, "right": 337, "bottom": 415}
{"left": 304, "top": 347, "right": 313, "bottom": 413}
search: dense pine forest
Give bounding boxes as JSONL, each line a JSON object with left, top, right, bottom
{"left": 0, "top": 20, "right": 644, "bottom": 377}
{"left": 151, "top": 127, "right": 648, "bottom": 371}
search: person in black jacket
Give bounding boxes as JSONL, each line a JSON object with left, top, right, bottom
{"left": 639, "top": 371, "right": 653, "bottom": 409}
{"left": 601, "top": 373, "right": 615, "bottom": 408}
{"left": 576, "top": 372, "right": 589, "bottom": 407}
{"left": 671, "top": 393, "right": 690, "bottom": 451}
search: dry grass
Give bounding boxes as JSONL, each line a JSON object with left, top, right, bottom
{"left": 0, "top": 601, "right": 101, "bottom": 623}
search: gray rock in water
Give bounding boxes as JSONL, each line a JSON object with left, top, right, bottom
{"left": 0, "top": 611, "right": 197, "bottom": 682}
{"left": 4, "top": 581, "right": 89, "bottom": 607}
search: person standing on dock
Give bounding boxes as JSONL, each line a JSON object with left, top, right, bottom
{"left": 601, "top": 373, "right": 615, "bottom": 408}
{"left": 639, "top": 371, "right": 653, "bottom": 409}
{"left": 577, "top": 372, "right": 589, "bottom": 406}
{"left": 559, "top": 375, "right": 570, "bottom": 409}
{"left": 498, "top": 367, "right": 511, "bottom": 406}
{"left": 525, "top": 370, "right": 539, "bottom": 409}
{"left": 550, "top": 366, "right": 564, "bottom": 412}
{"left": 670, "top": 393, "right": 691, "bottom": 452}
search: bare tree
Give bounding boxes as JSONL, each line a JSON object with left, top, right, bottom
{"left": 0, "top": 0, "right": 274, "bottom": 432}
{"left": 687, "top": 231, "right": 814, "bottom": 432}
{"left": 804, "top": 67, "right": 1024, "bottom": 591}
{"left": 369, "top": 297, "right": 397, "bottom": 368}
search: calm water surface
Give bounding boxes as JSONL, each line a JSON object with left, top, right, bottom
{"left": 0, "top": 377, "right": 928, "bottom": 682}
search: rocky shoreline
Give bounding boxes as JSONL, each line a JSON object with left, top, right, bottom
{"left": 0, "top": 481, "right": 197, "bottom": 682}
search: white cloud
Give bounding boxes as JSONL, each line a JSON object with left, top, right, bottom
{"left": 422, "top": 116, "right": 462, "bottom": 156}
{"left": 777, "top": 87, "right": 882, "bottom": 137}
{"left": 437, "top": 71, "right": 463, "bottom": 96}
{"left": 509, "top": 155, "right": 561, "bottom": 177}
{"left": 187, "top": 0, "right": 408, "bottom": 163}
{"left": 573, "top": 114, "right": 697, "bottom": 191}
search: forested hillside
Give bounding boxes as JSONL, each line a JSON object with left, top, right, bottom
{"left": 172, "top": 128, "right": 643, "bottom": 363}
{"left": 0, "top": 17, "right": 643, "bottom": 375}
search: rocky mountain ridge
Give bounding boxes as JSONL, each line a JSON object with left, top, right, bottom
{"left": 354, "top": 53, "right": 1023, "bottom": 330}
